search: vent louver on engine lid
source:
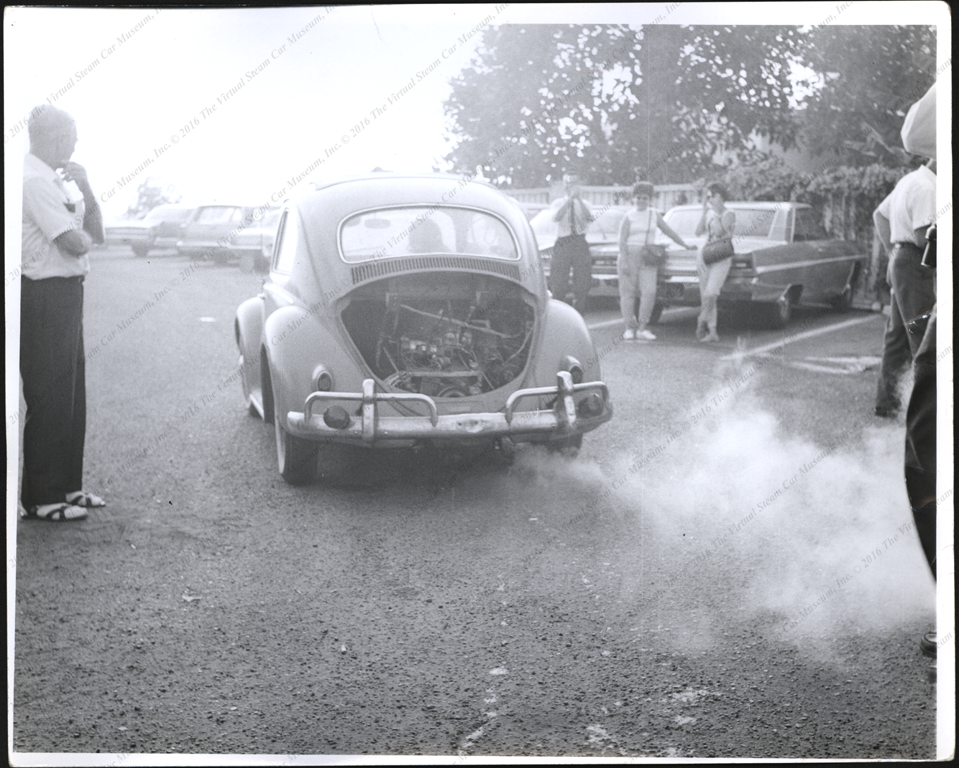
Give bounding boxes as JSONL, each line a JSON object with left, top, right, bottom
{"left": 351, "top": 256, "right": 522, "bottom": 285}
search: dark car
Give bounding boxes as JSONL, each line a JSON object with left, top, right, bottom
{"left": 234, "top": 173, "right": 613, "bottom": 484}
{"left": 105, "top": 204, "right": 195, "bottom": 257}
{"left": 655, "top": 202, "right": 867, "bottom": 327}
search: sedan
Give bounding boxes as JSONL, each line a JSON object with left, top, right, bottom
{"left": 177, "top": 204, "right": 259, "bottom": 264}
{"left": 655, "top": 202, "right": 867, "bottom": 327}
{"left": 235, "top": 173, "right": 613, "bottom": 484}
{"left": 105, "top": 204, "right": 195, "bottom": 257}
{"left": 232, "top": 207, "right": 281, "bottom": 273}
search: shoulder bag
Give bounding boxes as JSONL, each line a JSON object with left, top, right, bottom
{"left": 640, "top": 210, "right": 668, "bottom": 268}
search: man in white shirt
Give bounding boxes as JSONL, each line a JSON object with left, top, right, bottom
{"left": 549, "top": 173, "right": 594, "bottom": 311}
{"left": 20, "top": 105, "right": 105, "bottom": 521}
{"left": 871, "top": 159, "right": 936, "bottom": 417}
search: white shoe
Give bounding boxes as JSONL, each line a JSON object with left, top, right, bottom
{"left": 636, "top": 330, "right": 656, "bottom": 341}
{"left": 622, "top": 329, "right": 637, "bottom": 341}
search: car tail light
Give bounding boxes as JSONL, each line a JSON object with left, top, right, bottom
{"left": 312, "top": 365, "right": 334, "bottom": 392}
{"left": 562, "top": 355, "right": 584, "bottom": 384}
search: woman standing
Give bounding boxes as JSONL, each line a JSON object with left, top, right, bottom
{"left": 617, "top": 182, "right": 689, "bottom": 341}
{"left": 695, "top": 182, "right": 736, "bottom": 342}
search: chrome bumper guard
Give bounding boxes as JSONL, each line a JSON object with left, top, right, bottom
{"left": 286, "top": 372, "right": 611, "bottom": 444}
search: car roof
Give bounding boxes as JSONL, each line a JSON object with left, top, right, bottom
{"left": 305, "top": 171, "right": 502, "bottom": 194}
{"left": 667, "top": 201, "right": 810, "bottom": 211}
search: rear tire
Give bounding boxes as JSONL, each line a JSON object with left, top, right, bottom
{"left": 132, "top": 243, "right": 150, "bottom": 258}
{"left": 275, "top": 416, "right": 318, "bottom": 485}
{"left": 831, "top": 264, "right": 860, "bottom": 313}
{"left": 546, "top": 433, "right": 583, "bottom": 457}
{"left": 765, "top": 293, "right": 793, "bottom": 329}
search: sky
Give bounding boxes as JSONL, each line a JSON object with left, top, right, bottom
{"left": 5, "top": 3, "right": 947, "bottom": 220}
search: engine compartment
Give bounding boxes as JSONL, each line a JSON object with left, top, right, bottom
{"left": 340, "top": 273, "right": 535, "bottom": 397}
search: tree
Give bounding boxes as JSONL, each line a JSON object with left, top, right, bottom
{"left": 443, "top": 25, "right": 806, "bottom": 186}
{"left": 793, "top": 25, "right": 936, "bottom": 166}
{"left": 125, "top": 177, "right": 182, "bottom": 219}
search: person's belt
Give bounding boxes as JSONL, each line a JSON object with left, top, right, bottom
{"left": 892, "top": 242, "right": 924, "bottom": 257}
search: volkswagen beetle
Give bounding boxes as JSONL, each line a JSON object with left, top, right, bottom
{"left": 235, "top": 174, "right": 613, "bottom": 484}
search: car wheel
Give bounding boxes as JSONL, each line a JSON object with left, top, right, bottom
{"left": 261, "top": 352, "right": 275, "bottom": 425}
{"left": 238, "top": 253, "right": 256, "bottom": 273}
{"left": 131, "top": 244, "right": 150, "bottom": 258}
{"left": 237, "top": 353, "right": 259, "bottom": 417}
{"left": 212, "top": 250, "right": 230, "bottom": 266}
{"left": 765, "top": 293, "right": 793, "bottom": 329}
{"left": 275, "top": 415, "right": 319, "bottom": 485}
{"left": 831, "top": 264, "right": 860, "bottom": 313}
{"left": 546, "top": 433, "right": 583, "bottom": 457}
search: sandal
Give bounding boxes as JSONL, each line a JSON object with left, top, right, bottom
{"left": 25, "top": 503, "right": 88, "bottom": 522}
{"left": 66, "top": 491, "right": 106, "bottom": 507}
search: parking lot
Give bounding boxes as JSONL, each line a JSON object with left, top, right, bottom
{"left": 11, "top": 245, "right": 941, "bottom": 758}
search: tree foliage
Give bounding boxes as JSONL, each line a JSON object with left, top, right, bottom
{"left": 442, "top": 25, "right": 938, "bottom": 187}
{"left": 126, "top": 177, "right": 182, "bottom": 218}
{"left": 443, "top": 25, "right": 805, "bottom": 187}
{"left": 796, "top": 25, "right": 937, "bottom": 166}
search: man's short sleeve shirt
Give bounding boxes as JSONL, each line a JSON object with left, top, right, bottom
{"left": 879, "top": 165, "right": 936, "bottom": 246}
{"left": 22, "top": 152, "right": 89, "bottom": 279}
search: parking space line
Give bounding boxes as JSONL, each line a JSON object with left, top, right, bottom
{"left": 721, "top": 314, "right": 881, "bottom": 360}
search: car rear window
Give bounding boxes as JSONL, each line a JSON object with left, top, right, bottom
{"left": 339, "top": 206, "right": 519, "bottom": 263}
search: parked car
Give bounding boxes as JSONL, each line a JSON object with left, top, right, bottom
{"left": 530, "top": 204, "right": 632, "bottom": 302}
{"left": 177, "top": 204, "right": 259, "bottom": 264}
{"left": 105, "top": 204, "right": 195, "bottom": 257}
{"left": 655, "top": 202, "right": 867, "bottom": 327}
{"left": 235, "top": 173, "right": 613, "bottom": 484}
{"left": 232, "top": 207, "right": 281, "bottom": 273}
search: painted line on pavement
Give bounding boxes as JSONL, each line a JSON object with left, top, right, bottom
{"left": 721, "top": 315, "right": 880, "bottom": 360}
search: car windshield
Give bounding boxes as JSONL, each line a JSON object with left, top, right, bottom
{"left": 663, "top": 207, "right": 780, "bottom": 240}
{"left": 339, "top": 206, "right": 519, "bottom": 262}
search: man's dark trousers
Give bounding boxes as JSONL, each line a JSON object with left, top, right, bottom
{"left": 906, "top": 309, "right": 936, "bottom": 578}
{"left": 550, "top": 233, "right": 591, "bottom": 310}
{"left": 20, "top": 275, "right": 86, "bottom": 509}
{"left": 875, "top": 243, "right": 935, "bottom": 413}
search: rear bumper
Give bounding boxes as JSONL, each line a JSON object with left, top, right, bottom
{"left": 286, "top": 372, "right": 612, "bottom": 444}
{"left": 660, "top": 273, "right": 770, "bottom": 306}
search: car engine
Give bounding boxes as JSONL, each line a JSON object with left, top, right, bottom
{"left": 341, "top": 274, "right": 535, "bottom": 397}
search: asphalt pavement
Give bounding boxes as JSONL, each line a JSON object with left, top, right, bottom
{"left": 10, "top": 247, "right": 947, "bottom": 760}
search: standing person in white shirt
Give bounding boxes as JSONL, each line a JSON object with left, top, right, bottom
{"left": 872, "top": 158, "right": 936, "bottom": 418}
{"left": 20, "top": 105, "right": 105, "bottom": 522}
{"left": 550, "top": 173, "right": 594, "bottom": 312}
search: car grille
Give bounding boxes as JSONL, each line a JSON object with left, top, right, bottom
{"left": 351, "top": 256, "right": 522, "bottom": 285}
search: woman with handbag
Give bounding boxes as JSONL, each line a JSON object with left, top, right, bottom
{"left": 617, "top": 182, "right": 689, "bottom": 341}
{"left": 695, "top": 182, "right": 736, "bottom": 342}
